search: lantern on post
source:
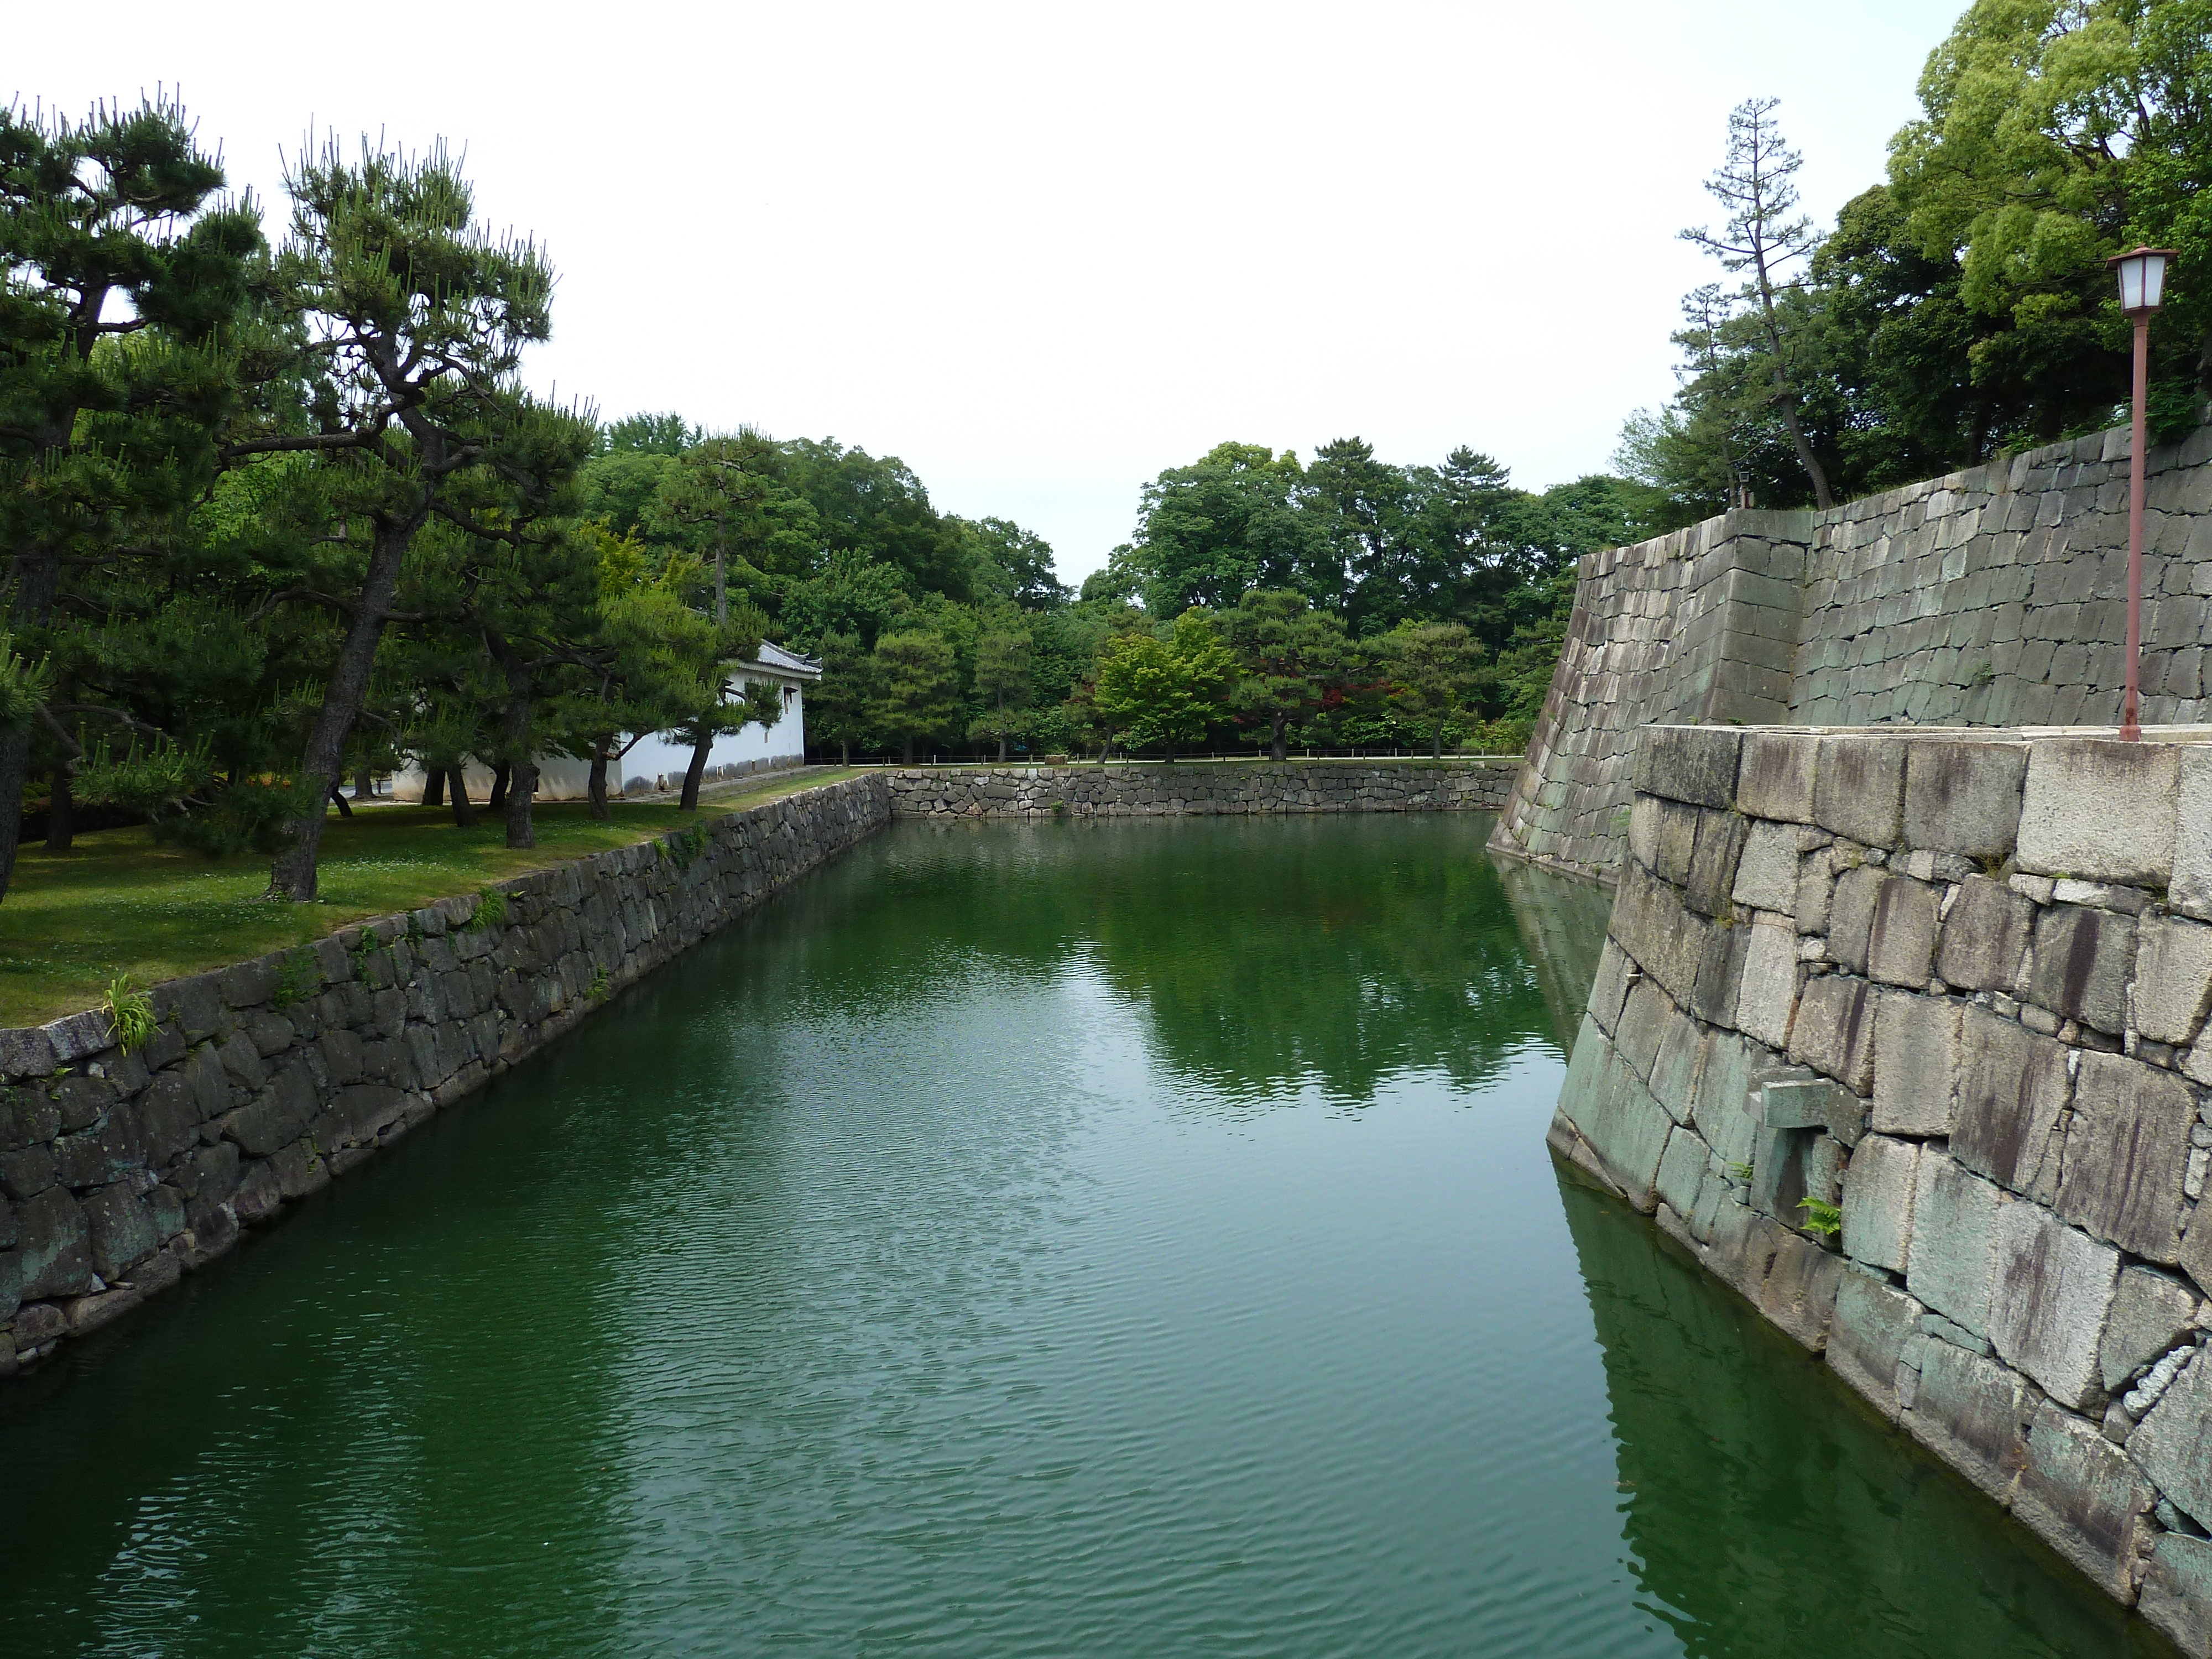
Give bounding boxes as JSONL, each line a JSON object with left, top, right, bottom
{"left": 2107, "top": 246, "right": 2177, "bottom": 740}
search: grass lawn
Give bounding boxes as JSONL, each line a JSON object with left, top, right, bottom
{"left": 0, "top": 768, "right": 862, "bottom": 1030}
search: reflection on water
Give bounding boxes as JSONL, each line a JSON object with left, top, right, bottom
{"left": 1492, "top": 854, "right": 1615, "bottom": 1051}
{"left": 859, "top": 816, "right": 1556, "bottom": 1102}
{"left": 1556, "top": 1162, "right": 2171, "bottom": 1657}
{"left": 0, "top": 816, "right": 2168, "bottom": 1657}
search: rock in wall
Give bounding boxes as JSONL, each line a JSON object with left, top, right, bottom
{"left": 1494, "top": 419, "right": 2212, "bottom": 881}
{"left": 0, "top": 773, "right": 892, "bottom": 1376}
{"left": 1554, "top": 724, "right": 2212, "bottom": 1652}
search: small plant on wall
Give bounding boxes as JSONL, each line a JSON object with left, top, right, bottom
{"left": 1797, "top": 1198, "right": 1842, "bottom": 1239}
{"left": 103, "top": 975, "right": 156, "bottom": 1053}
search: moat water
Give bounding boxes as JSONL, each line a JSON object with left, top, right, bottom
{"left": 0, "top": 817, "right": 2173, "bottom": 1656}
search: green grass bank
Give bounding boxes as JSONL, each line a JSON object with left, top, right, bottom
{"left": 0, "top": 768, "right": 858, "bottom": 1029}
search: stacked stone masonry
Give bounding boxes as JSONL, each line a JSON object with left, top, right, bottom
{"left": 880, "top": 765, "right": 1522, "bottom": 823}
{"left": 1552, "top": 724, "right": 2212, "bottom": 1653}
{"left": 1493, "top": 418, "right": 2212, "bottom": 880}
{"left": 0, "top": 759, "right": 1516, "bottom": 1381}
{"left": 884, "top": 759, "right": 1516, "bottom": 817}
{"left": 0, "top": 775, "right": 894, "bottom": 1379}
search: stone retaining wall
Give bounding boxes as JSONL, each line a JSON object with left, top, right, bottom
{"left": 0, "top": 773, "right": 893, "bottom": 1377}
{"left": 1493, "top": 418, "right": 2212, "bottom": 880}
{"left": 882, "top": 759, "right": 1518, "bottom": 817}
{"left": 1553, "top": 724, "right": 2212, "bottom": 1653}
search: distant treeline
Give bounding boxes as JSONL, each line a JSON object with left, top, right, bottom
{"left": 580, "top": 424, "right": 1658, "bottom": 768}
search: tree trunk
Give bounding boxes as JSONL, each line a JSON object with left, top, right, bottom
{"left": 448, "top": 767, "right": 477, "bottom": 828}
{"left": 354, "top": 766, "right": 374, "bottom": 803}
{"left": 1752, "top": 260, "right": 1834, "bottom": 510}
{"left": 328, "top": 781, "right": 352, "bottom": 820}
{"left": 0, "top": 544, "right": 63, "bottom": 904}
{"left": 44, "top": 765, "right": 72, "bottom": 851}
{"left": 504, "top": 761, "right": 535, "bottom": 849}
{"left": 482, "top": 632, "right": 536, "bottom": 849}
{"left": 997, "top": 734, "right": 1007, "bottom": 763}
{"left": 1270, "top": 713, "right": 1288, "bottom": 764}
{"left": 587, "top": 739, "right": 612, "bottom": 822}
{"left": 1770, "top": 372, "right": 1834, "bottom": 510}
{"left": 839, "top": 739, "right": 849, "bottom": 765}
{"left": 0, "top": 724, "right": 32, "bottom": 902}
{"left": 267, "top": 520, "right": 415, "bottom": 901}
{"left": 423, "top": 767, "right": 446, "bottom": 808}
{"left": 1432, "top": 721, "right": 1444, "bottom": 763}
{"left": 681, "top": 726, "right": 712, "bottom": 812}
{"left": 902, "top": 733, "right": 915, "bottom": 765}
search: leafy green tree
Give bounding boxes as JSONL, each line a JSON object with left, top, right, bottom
{"left": 1306, "top": 437, "right": 1413, "bottom": 623}
{"left": 606, "top": 412, "right": 698, "bottom": 454}
{"left": 0, "top": 95, "right": 261, "bottom": 902}
{"left": 1383, "top": 621, "right": 1486, "bottom": 760}
{"left": 1126, "top": 444, "right": 1331, "bottom": 614}
{"left": 775, "top": 439, "right": 972, "bottom": 601}
{"left": 871, "top": 629, "right": 961, "bottom": 763}
{"left": 1091, "top": 610, "right": 1235, "bottom": 761}
{"left": 961, "top": 518, "right": 1068, "bottom": 610}
{"left": 1889, "top": 0, "right": 2212, "bottom": 440}
{"left": 1216, "top": 589, "right": 1356, "bottom": 761}
{"left": 577, "top": 413, "right": 692, "bottom": 537}
{"left": 968, "top": 625, "right": 1033, "bottom": 761}
{"left": 778, "top": 549, "right": 911, "bottom": 651}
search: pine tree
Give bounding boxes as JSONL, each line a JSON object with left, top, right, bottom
{"left": 0, "top": 96, "right": 261, "bottom": 902}
{"left": 228, "top": 138, "right": 560, "bottom": 898}
{"left": 871, "top": 630, "right": 961, "bottom": 764}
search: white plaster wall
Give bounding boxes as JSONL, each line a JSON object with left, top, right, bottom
{"left": 392, "top": 681, "right": 807, "bottom": 804}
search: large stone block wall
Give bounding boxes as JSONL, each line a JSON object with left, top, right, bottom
{"left": 0, "top": 774, "right": 893, "bottom": 1378}
{"left": 883, "top": 759, "right": 1518, "bottom": 817}
{"left": 1493, "top": 419, "right": 2212, "bottom": 881}
{"left": 1553, "top": 724, "right": 2212, "bottom": 1652}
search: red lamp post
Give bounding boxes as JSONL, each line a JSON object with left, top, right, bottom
{"left": 2108, "top": 245, "right": 2177, "bottom": 740}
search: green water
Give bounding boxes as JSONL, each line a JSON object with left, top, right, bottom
{"left": 0, "top": 818, "right": 2172, "bottom": 1656}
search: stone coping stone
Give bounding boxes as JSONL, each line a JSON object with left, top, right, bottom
{"left": 1628, "top": 728, "right": 2212, "bottom": 891}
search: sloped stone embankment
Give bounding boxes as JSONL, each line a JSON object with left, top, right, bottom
{"left": 1555, "top": 724, "right": 2212, "bottom": 1652}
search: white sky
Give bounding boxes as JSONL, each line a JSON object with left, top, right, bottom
{"left": 15, "top": 0, "right": 1963, "bottom": 585}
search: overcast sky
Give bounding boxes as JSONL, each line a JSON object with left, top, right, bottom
{"left": 17, "top": 1, "right": 1963, "bottom": 584}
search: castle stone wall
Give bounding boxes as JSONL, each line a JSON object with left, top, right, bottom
{"left": 1554, "top": 725, "right": 2212, "bottom": 1653}
{"left": 1494, "top": 420, "right": 2212, "bottom": 881}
